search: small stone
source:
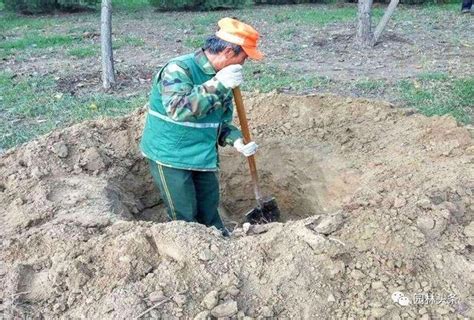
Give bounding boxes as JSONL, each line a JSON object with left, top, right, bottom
{"left": 148, "top": 290, "right": 165, "bottom": 303}
{"left": 439, "top": 208, "right": 450, "bottom": 219}
{"left": 260, "top": 306, "right": 273, "bottom": 317}
{"left": 371, "top": 281, "right": 385, "bottom": 290}
{"left": 417, "top": 215, "right": 447, "bottom": 239}
{"left": 52, "top": 141, "right": 68, "bottom": 158}
{"left": 370, "top": 307, "right": 387, "bottom": 318}
{"left": 436, "top": 307, "right": 449, "bottom": 315}
{"left": 199, "top": 249, "right": 214, "bottom": 261}
{"left": 81, "top": 147, "right": 105, "bottom": 172}
{"left": 242, "top": 222, "right": 251, "bottom": 234}
{"left": 350, "top": 269, "right": 366, "bottom": 280}
{"left": 429, "top": 190, "right": 447, "bottom": 205}
{"left": 227, "top": 286, "right": 240, "bottom": 296}
{"left": 73, "top": 164, "right": 82, "bottom": 174}
{"left": 418, "top": 307, "right": 428, "bottom": 315}
{"left": 468, "top": 236, "right": 474, "bottom": 246}
{"left": 173, "top": 294, "right": 187, "bottom": 306}
{"left": 201, "top": 290, "right": 219, "bottom": 309}
{"left": 328, "top": 260, "right": 345, "bottom": 279}
{"left": 252, "top": 223, "right": 276, "bottom": 234}
{"left": 13, "top": 197, "right": 25, "bottom": 206}
{"left": 211, "top": 300, "right": 238, "bottom": 318}
{"left": 391, "top": 311, "right": 402, "bottom": 320}
{"left": 416, "top": 198, "right": 432, "bottom": 209}
{"left": 417, "top": 216, "right": 434, "bottom": 231}
{"left": 53, "top": 302, "right": 67, "bottom": 312}
{"left": 464, "top": 222, "right": 474, "bottom": 238}
{"left": 31, "top": 167, "right": 44, "bottom": 179}
{"left": 296, "top": 227, "right": 328, "bottom": 253}
{"left": 236, "top": 311, "right": 246, "bottom": 320}
{"left": 231, "top": 228, "right": 244, "bottom": 237}
{"left": 313, "top": 211, "right": 344, "bottom": 235}
{"left": 194, "top": 310, "right": 210, "bottom": 320}
{"left": 221, "top": 273, "right": 239, "bottom": 287}
{"left": 393, "top": 197, "right": 407, "bottom": 208}
{"left": 327, "top": 293, "right": 336, "bottom": 302}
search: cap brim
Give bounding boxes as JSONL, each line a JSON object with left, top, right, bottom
{"left": 242, "top": 46, "right": 263, "bottom": 60}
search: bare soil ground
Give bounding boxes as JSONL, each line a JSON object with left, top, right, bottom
{"left": 1, "top": 93, "right": 473, "bottom": 319}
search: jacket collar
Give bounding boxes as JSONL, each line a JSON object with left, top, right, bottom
{"left": 194, "top": 49, "right": 216, "bottom": 75}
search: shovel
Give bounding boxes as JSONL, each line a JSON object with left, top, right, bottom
{"left": 232, "top": 87, "right": 280, "bottom": 224}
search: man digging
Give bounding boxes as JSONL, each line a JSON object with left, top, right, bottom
{"left": 140, "top": 18, "right": 263, "bottom": 236}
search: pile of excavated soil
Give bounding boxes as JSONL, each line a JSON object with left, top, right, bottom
{"left": 0, "top": 93, "right": 473, "bottom": 319}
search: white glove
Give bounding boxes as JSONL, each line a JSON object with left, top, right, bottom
{"left": 215, "top": 64, "right": 243, "bottom": 89}
{"left": 233, "top": 138, "right": 258, "bottom": 157}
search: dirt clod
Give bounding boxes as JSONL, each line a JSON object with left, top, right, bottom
{"left": 210, "top": 300, "right": 238, "bottom": 318}
{"left": 312, "top": 211, "right": 344, "bottom": 235}
{"left": 198, "top": 249, "right": 215, "bottom": 262}
{"left": 149, "top": 290, "right": 165, "bottom": 303}
{"left": 0, "top": 93, "right": 472, "bottom": 319}
{"left": 193, "top": 310, "right": 210, "bottom": 320}
{"left": 371, "top": 307, "right": 387, "bottom": 318}
{"left": 201, "top": 290, "right": 219, "bottom": 310}
{"left": 51, "top": 141, "right": 69, "bottom": 158}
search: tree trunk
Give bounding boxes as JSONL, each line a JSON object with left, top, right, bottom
{"left": 373, "top": 0, "right": 400, "bottom": 44}
{"left": 101, "top": 0, "right": 115, "bottom": 90}
{"left": 357, "top": 0, "right": 374, "bottom": 47}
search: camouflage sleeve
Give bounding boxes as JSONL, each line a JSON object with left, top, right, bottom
{"left": 218, "top": 92, "right": 243, "bottom": 147}
{"left": 159, "top": 62, "right": 228, "bottom": 122}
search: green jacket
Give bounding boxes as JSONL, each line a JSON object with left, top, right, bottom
{"left": 140, "top": 49, "right": 242, "bottom": 171}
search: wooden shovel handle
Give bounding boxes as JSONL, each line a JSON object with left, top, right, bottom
{"left": 232, "top": 87, "right": 262, "bottom": 202}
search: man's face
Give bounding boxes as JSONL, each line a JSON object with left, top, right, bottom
{"left": 216, "top": 47, "right": 248, "bottom": 70}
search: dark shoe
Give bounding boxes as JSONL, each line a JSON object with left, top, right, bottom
{"left": 221, "top": 227, "right": 230, "bottom": 237}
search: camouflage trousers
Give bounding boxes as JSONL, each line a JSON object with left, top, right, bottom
{"left": 147, "top": 159, "right": 228, "bottom": 235}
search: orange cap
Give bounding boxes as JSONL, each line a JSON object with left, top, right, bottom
{"left": 215, "top": 17, "right": 263, "bottom": 60}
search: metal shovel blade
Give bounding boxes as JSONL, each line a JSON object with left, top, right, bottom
{"left": 245, "top": 197, "right": 280, "bottom": 224}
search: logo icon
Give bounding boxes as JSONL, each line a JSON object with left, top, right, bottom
{"left": 391, "top": 291, "right": 410, "bottom": 306}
